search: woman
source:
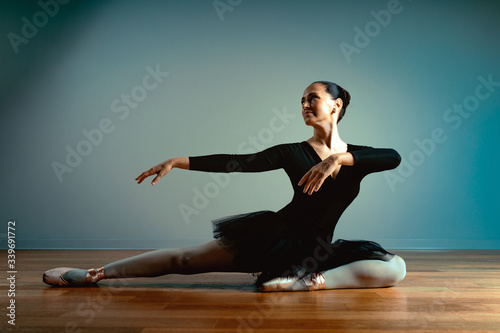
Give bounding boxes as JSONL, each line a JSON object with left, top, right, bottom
{"left": 43, "top": 81, "right": 406, "bottom": 292}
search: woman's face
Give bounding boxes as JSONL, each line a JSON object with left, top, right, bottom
{"left": 301, "top": 83, "right": 342, "bottom": 126}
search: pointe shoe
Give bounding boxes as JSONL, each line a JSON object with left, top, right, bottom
{"left": 43, "top": 267, "right": 106, "bottom": 286}
{"left": 259, "top": 272, "right": 326, "bottom": 292}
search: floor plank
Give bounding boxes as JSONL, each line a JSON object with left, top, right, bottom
{"left": 1, "top": 249, "right": 500, "bottom": 332}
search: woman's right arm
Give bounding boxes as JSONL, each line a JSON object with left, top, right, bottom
{"left": 136, "top": 143, "right": 288, "bottom": 186}
{"left": 187, "top": 144, "right": 287, "bottom": 173}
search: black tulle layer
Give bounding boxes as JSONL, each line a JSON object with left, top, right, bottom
{"left": 211, "top": 210, "right": 394, "bottom": 286}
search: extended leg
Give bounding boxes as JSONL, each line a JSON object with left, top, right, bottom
{"left": 103, "top": 240, "right": 241, "bottom": 278}
{"left": 45, "top": 240, "right": 244, "bottom": 286}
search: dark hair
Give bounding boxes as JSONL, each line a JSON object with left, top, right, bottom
{"left": 312, "top": 81, "right": 351, "bottom": 123}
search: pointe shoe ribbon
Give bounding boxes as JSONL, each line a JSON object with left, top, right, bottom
{"left": 87, "top": 267, "right": 106, "bottom": 284}
{"left": 302, "top": 272, "right": 326, "bottom": 291}
{"left": 43, "top": 267, "right": 105, "bottom": 286}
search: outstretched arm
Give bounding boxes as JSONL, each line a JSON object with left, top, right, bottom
{"left": 136, "top": 143, "right": 288, "bottom": 186}
{"left": 188, "top": 144, "right": 287, "bottom": 173}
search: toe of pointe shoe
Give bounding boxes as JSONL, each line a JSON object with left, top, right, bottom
{"left": 43, "top": 267, "right": 78, "bottom": 286}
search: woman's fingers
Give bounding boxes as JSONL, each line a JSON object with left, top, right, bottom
{"left": 151, "top": 175, "right": 161, "bottom": 186}
{"left": 298, "top": 170, "right": 311, "bottom": 186}
{"left": 150, "top": 169, "right": 165, "bottom": 185}
{"left": 135, "top": 172, "right": 148, "bottom": 182}
{"left": 151, "top": 165, "right": 173, "bottom": 185}
{"left": 298, "top": 158, "right": 339, "bottom": 195}
{"left": 136, "top": 161, "right": 173, "bottom": 185}
{"left": 299, "top": 171, "right": 316, "bottom": 194}
{"left": 313, "top": 178, "right": 326, "bottom": 193}
{"left": 299, "top": 170, "right": 314, "bottom": 193}
{"left": 135, "top": 173, "right": 147, "bottom": 184}
{"left": 135, "top": 168, "right": 155, "bottom": 184}
{"left": 135, "top": 168, "right": 159, "bottom": 184}
{"left": 308, "top": 174, "right": 324, "bottom": 195}
{"left": 299, "top": 168, "right": 330, "bottom": 195}
{"left": 300, "top": 171, "right": 319, "bottom": 195}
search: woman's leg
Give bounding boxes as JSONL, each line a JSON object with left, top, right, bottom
{"left": 260, "top": 255, "right": 406, "bottom": 292}
{"left": 322, "top": 254, "right": 407, "bottom": 289}
{"left": 61, "top": 240, "right": 244, "bottom": 284}
{"left": 104, "top": 240, "right": 242, "bottom": 277}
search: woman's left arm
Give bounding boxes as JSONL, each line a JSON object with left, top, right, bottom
{"left": 298, "top": 152, "right": 354, "bottom": 195}
{"left": 298, "top": 148, "right": 401, "bottom": 195}
{"left": 349, "top": 147, "right": 402, "bottom": 174}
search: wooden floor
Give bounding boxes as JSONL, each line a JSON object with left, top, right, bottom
{"left": 1, "top": 249, "right": 500, "bottom": 332}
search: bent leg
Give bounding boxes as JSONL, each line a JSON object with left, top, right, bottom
{"left": 322, "top": 254, "right": 407, "bottom": 289}
{"left": 259, "top": 254, "right": 406, "bottom": 292}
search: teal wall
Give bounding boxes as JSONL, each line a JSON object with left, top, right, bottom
{"left": 1, "top": 0, "right": 499, "bottom": 249}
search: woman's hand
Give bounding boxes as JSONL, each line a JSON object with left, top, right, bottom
{"left": 298, "top": 153, "right": 353, "bottom": 195}
{"left": 135, "top": 159, "right": 174, "bottom": 186}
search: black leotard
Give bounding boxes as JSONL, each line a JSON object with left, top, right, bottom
{"left": 189, "top": 141, "right": 401, "bottom": 285}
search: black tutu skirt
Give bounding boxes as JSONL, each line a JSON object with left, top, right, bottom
{"left": 211, "top": 210, "right": 394, "bottom": 287}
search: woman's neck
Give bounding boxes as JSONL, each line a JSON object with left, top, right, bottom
{"left": 308, "top": 122, "right": 347, "bottom": 152}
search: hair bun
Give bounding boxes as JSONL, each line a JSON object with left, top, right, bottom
{"left": 342, "top": 89, "right": 351, "bottom": 108}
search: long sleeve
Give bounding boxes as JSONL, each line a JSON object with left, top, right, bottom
{"left": 188, "top": 144, "right": 289, "bottom": 173}
{"left": 350, "top": 146, "right": 401, "bottom": 176}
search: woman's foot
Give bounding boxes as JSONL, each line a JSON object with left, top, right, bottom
{"left": 259, "top": 272, "right": 326, "bottom": 292}
{"left": 43, "top": 267, "right": 106, "bottom": 286}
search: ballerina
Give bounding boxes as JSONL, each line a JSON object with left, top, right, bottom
{"left": 43, "top": 80, "right": 406, "bottom": 292}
